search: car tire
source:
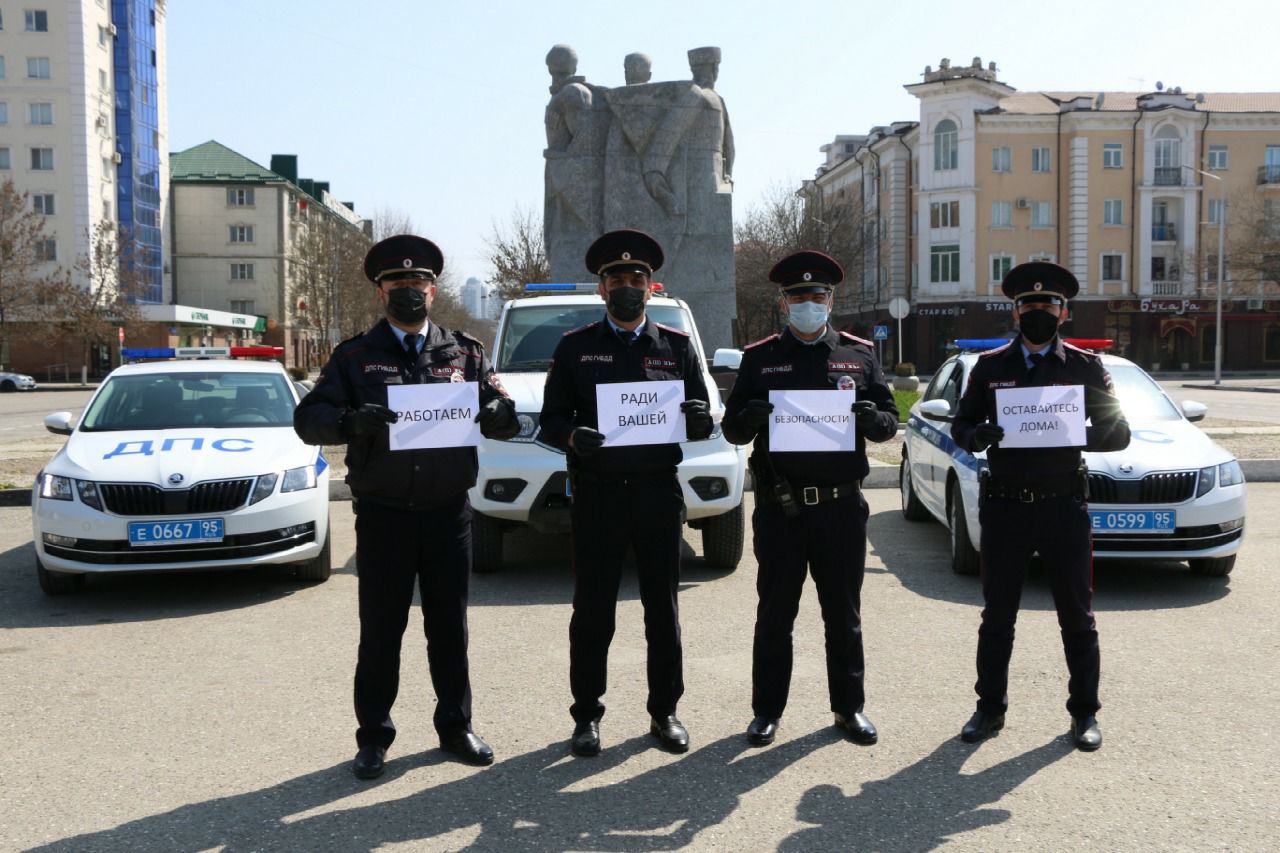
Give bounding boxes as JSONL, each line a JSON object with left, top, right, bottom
{"left": 1189, "top": 555, "right": 1235, "bottom": 577}
{"left": 37, "top": 558, "right": 85, "bottom": 595}
{"left": 472, "top": 511, "right": 504, "bottom": 574}
{"left": 948, "top": 481, "right": 981, "bottom": 576}
{"left": 701, "top": 503, "right": 744, "bottom": 571}
{"left": 0, "top": 380, "right": 15, "bottom": 393}
{"left": 900, "top": 457, "right": 930, "bottom": 522}
{"left": 295, "top": 530, "right": 332, "bottom": 582}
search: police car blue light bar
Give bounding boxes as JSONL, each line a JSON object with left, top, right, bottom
{"left": 123, "top": 346, "right": 285, "bottom": 360}
{"left": 523, "top": 282, "right": 665, "bottom": 293}
{"left": 953, "top": 339, "right": 1011, "bottom": 351}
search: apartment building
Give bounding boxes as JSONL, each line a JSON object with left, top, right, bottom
{"left": 806, "top": 58, "right": 1280, "bottom": 372}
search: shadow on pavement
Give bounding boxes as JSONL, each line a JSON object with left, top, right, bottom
{"left": 29, "top": 731, "right": 825, "bottom": 852}
{"left": 779, "top": 736, "right": 1069, "bottom": 852}
{"left": 867, "top": 509, "right": 1230, "bottom": 612}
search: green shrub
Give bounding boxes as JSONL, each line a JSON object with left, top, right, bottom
{"left": 893, "top": 362, "right": 916, "bottom": 377}
{"left": 287, "top": 366, "right": 308, "bottom": 381}
{"left": 892, "top": 390, "right": 920, "bottom": 422}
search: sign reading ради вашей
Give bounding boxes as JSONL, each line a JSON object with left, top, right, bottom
{"left": 768, "top": 389, "right": 856, "bottom": 453}
{"left": 595, "top": 380, "right": 686, "bottom": 447}
{"left": 386, "top": 384, "right": 480, "bottom": 451}
{"left": 994, "top": 385, "right": 1086, "bottom": 449}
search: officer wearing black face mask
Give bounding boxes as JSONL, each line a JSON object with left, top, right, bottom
{"left": 295, "top": 234, "right": 519, "bottom": 780}
{"left": 951, "top": 261, "right": 1130, "bottom": 752}
{"left": 539, "top": 229, "right": 713, "bottom": 758}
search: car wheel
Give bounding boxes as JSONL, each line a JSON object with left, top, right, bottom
{"left": 472, "top": 511, "right": 504, "bottom": 574}
{"left": 295, "top": 530, "right": 332, "bottom": 582}
{"left": 701, "top": 503, "right": 744, "bottom": 571}
{"left": 37, "top": 558, "right": 85, "bottom": 595}
{"left": 900, "top": 457, "right": 930, "bottom": 522}
{"left": 948, "top": 481, "right": 981, "bottom": 576}
{"left": 1189, "top": 555, "right": 1235, "bottom": 577}
{"left": 0, "top": 380, "right": 15, "bottom": 393}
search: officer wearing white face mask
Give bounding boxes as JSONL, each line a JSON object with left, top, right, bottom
{"left": 722, "top": 250, "right": 899, "bottom": 748}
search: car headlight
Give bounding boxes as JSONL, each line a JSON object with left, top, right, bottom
{"left": 39, "top": 473, "right": 73, "bottom": 501}
{"left": 249, "top": 472, "right": 279, "bottom": 504}
{"left": 76, "top": 480, "right": 103, "bottom": 511}
{"left": 1218, "top": 460, "right": 1245, "bottom": 489}
{"left": 1196, "top": 465, "right": 1217, "bottom": 497}
{"left": 281, "top": 465, "right": 317, "bottom": 492}
{"left": 509, "top": 413, "right": 540, "bottom": 443}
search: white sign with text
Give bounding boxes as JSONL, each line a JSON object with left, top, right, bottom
{"left": 595, "top": 380, "right": 686, "bottom": 447}
{"left": 995, "top": 384, "right": 1086, "bottom": 449}
{"left": 768, "top": 389, "right": 856, "bottom": 453}
{"left": 387, "top": 383, "right": 480, "bottom": 451}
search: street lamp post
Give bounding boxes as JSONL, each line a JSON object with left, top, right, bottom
{"left": 1184, "top": 165, "right": 1226, "bottom": 384}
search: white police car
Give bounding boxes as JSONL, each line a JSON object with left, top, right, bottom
{"left": 468, "top": 284, "right": 748, "bottom": 572}
{"left": 901, "top": 339, "right": 1246, "bottom": 577}
{"left": 32, "top": 347, "right": 331, "bottom": 594}
{"left": 0, "top": 369, "right": 38, "bottom": 392}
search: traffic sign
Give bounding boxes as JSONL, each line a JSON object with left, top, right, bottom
{"left": 888, "top": 297, "right": 910, "bottom": 319}
{"left": 117, "top": 327, "right": 125, "bottom": 344}
{"left": 873, "top": 325, "right": 890, "bottom": 341}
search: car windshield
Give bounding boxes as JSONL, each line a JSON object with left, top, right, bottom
{"left": 80, "top": 371, "right": 296, "bottom": 431}
{"left": 496, "top": 302, "right": 690, "bottom": 371}
{"left": 1106, "top": 363, "right": 1183, "bottom": 422}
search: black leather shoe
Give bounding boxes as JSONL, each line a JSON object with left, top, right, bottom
{"left": 352, "top": 744, "right": 386, "bottom": 780}
{"left": 1072, "top": 715, "right": 1102, "bottom": 751}
{"left": 571, "top": 720, "right": 601, "bottom": 757}
{"left": 439, "top": 730, "right": 494, "bottom": 766}
{"left": 960, "top": 710, "right": 1005, "bottom": 743}
{"left": 746, "top": 716, "right": 779, "bottom": 746}
{"left": 650, "top": 715, "right": 690, "bottom": 753}
{"left": 834, "top": 711, "right": 878, "bottom": 745}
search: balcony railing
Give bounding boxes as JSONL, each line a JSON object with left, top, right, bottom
{"left": 1151, "top": 280, "right": 1182, "bottom": 296}
{"left": 1259, "top": 165, "right": 1280, "bottom": 185}
{"left": 1151, "top": 223, "right": 1177, "bottom": 241}
{"left": 1153, "top": 167, "right": 1183, "bottom": 186}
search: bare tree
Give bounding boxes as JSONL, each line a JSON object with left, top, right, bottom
{"left": 0, "top": 179, "right": 60, "bottom": 367}
{"left": 1202, "top": 191, "right": 1280, "bottom": 297}
{"left": 484, "top": 206, "right": 550, "bottom": 301}
{"left": 291, "top": 214, "right": 372, "bottom": 348}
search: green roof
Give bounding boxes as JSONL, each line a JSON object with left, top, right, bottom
{"left": 169, "top": 141, "right": 283, "bottom": 183}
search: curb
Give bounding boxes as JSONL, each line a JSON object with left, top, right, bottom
{"left": 1183, "top": 383, "right": 1280, "bottom": 394}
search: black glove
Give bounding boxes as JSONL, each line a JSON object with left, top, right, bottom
{"left": 570, "top": 426, "right": 606, "bottom": 457}
{"left": 851, "top": 400, "right": 880, "bottom": 431}
{"left": 340, "top": 403, "right": 399, "bottom": 437}
{"left": 681, "top": 399, "right": 714, "bottom": 441}
{"left": 740, "top": 399, "right": 774, "bottom": 431}
{"left": 476, "top": 397, "right": 519, "bottom": 440}
{"left": 971, "top": 421, "right": 1005, "bottom": 452}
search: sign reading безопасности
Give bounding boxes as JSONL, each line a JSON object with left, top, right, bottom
{"left": 387, "top": 384, "right": 480, "bottom": 450}
{"left": 994, "top": 385, "right": 1086, "bottom": 449}
{"left": 595, "top": 380, "right": 686, "bottom": 447}
{"left": 768, "top": 389, "right": 856, "bottom": 452}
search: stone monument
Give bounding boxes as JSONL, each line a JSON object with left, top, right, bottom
{"left": 543, "top": 44, "right": 736, "bottom": 352}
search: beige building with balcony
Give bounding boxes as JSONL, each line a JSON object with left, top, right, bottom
{"left": 806, "top": 58, "right": 1280, "bottom": 372}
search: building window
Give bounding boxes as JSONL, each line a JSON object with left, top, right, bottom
{"left": 25, "top": 10, "right": 49, "bottom": 32}
{"left": 933, "top": 119, "right": 958, "bottom": 171}
{"left": 1032, "top": 147, "right": 1051, "bottom": 173}
{"left": 1264, "top": 253, "right": 1280, "bottom": 284}
{"left": 992, "top": 146, "right": 1011, "bottom": 173}
{"left": 1103, "top": 143, "right": 1123, "bottom": 169}
{"left": 1031, "top": 201, "right": 1052, "bottom": 227}
{"left": 1029, "top": 252, "right": 1056, "bottom": 263}
{"left": 1154, "top": 128, "right": 1181, "bottom": 184}
{"left": 28, "top": 102, "right": 52, "bottom": 125}
{"left": 0, "top": 148, "right": 9, "bottom": 170}
{"left": 930, "top": 200, "right": 959, "bottom": 229}
{"left": 991, "top": 254, "right": 1013, "bottom": 282}
{"left": 1151, "top": 256, "right": 1168, "bottom": 281}
{"left": 229, "top": 225, "right": 254, "bottom": 243}
{"left": 1207, "top": 198, "right": 1226, "bottom": 225}
{"left": 32, "top": 193, "right": 54, "bottom": 215}
{"left": 230, "top": 300, "right": 255, "bottom": 315}
{"left": 1101, "top": 254, "right": 1124, "bottom": 282}
{"left": 1201, "top": 324, "right": 1217, "bottom": 363}
{"left": 930, "top": 244, "right": 960, "bottom": 283}
{"left": 102, "top": 199, "right": 111, "bottom": 220}
{"left": 1103, "top": 199, "right": 1123, "bottom": 226}
{"left": 30, "top": 147, "right": 53, "bottom": 170}
{"left": 230, "top": 263, "right": 255, "bottom": 280}
{"left": 0, "top": 56, "right": 5, "bottom": 79}
{"left": 227, "top": 188, "right": 255, "bottom": 207}
{"left": 1205, "top": 254, "right": 1227, "bottom": 282}
{"left": 1208, "top": 145, "right": 1228, "bottom": 171}
{"left": 992, "top": 201, "right": 1012, "bottom": 228}
{"left": 0, "top": 103, "right": 7, "bottom": 124}
{"left": 36, "top": 238, "right": 56, "bottom": 261}
{"left": 1266, "top": 325, "right": 1280, "bottom": 362}
{"left": 26, "top": 57, "right": 50, "bottom": 79}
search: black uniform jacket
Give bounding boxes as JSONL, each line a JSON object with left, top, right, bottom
{"left": 952, "top": 337, "right": 1131, "bottom": 488}
{"left": 722, "top": 326, "right": 899, "bottom": 485}
{"left": 539, "top": 316, "right": 710, "bottom": 478}
{"left": 294, "top": 318, "right": 507, "bottom": 510}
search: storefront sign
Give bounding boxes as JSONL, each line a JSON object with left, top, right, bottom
{"left": 1107, "top": 299, "right": 1211, "bottom": 315}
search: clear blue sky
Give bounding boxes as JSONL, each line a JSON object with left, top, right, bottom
{"left": 168, "top": 0, "right": 1273, "bottom": 286}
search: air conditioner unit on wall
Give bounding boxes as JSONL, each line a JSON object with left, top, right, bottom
{"left": 112, "top": 152, "right": 122, "bottom": 164}
{"left": 108, "top": 23, "right": 117, "bottom": 36}
{"left": 1015, "top": 198, "right": 1031, "bottom": 209}
{"left": 1247, "top": 298, "right": 1265, "bottom": 310}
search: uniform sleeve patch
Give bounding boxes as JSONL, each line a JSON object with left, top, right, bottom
{"left": 644, "top": 357, "right": 678, "bottom": 369}
{"left": 827, "top": 361, "right": 862, "bottom": 371}
{"left": 759, "top": 364, "right": 794, "bottom": 375}
{"left": 744, "top": 333, "right": 779, "bottom": 350}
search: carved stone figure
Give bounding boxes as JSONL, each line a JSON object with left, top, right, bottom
{"left": 623, "top": 53, "right": 651, "bottom": 85}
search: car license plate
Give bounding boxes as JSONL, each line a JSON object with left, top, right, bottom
{"left": 128, "top": 518, "right": 225, "bottom": 546}
{"left": 1089, "top": 510, "right": 1174, "bottom": 535}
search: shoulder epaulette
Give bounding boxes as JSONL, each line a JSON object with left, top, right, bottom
{"left": 744, "top": 333, "right": 779, "bottom": 350}
{"left": 654, "top": 322, "right": 689, "bottom": 337}
{"left": 1062, "top": 340, "right": 1099, "bottom": 359}
{"left": 978, "top": 341, "right": 1016, "bottom": 358}
{"left": 839, "top": 331, "right": 874, "bottom": 347}
{"left": 564, "top": 321, "right": 600, "bottom": 336}
{"left": 453, "top": 329, "right": 484, "bottom": 347}
{"left": 336, "top": 330, "right": 366, "bottom": 348}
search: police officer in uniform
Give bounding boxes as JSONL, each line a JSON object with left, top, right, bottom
{"left": 951, "top": 261, "right": 1130, "bottom": 751}
{"left": 722, "top": 250, "right": 899, "bottom": 747}
{"left": 539, "top": 229, "right": 714, "bottom": 757}
{"left": 294, "top": 234, "right": 519, "bottom": 779}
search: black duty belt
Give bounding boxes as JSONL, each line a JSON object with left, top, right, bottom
{"left": 572, "top": 469, "right": 675, "bottom": 487}
{"left": 983, "top": 482, "right": 1081, "bottom": 503}
{"left": 759, "top": 481, "right": 860, "bottom": 507}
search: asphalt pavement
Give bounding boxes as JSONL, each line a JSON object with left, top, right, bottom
{"left": 2, "top": 487, "right": 1276, "bottom": 851}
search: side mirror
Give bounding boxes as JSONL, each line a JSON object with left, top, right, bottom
{"left": 44, "top": 411, "right": 74, "bottom": 436}
{"left": 919, "top": 399, "right": 953, "bottom": 422}
{"left": 1181, "top": 400, "right": 1208, "bottom": 423}
{"left": 711, "top": 347, "right": 743, "bottom": 373}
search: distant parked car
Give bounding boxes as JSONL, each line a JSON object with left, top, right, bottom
{"left": 0, "top": 370, "right": 38, "bottom": 392}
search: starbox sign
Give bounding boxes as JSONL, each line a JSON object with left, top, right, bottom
{"left": 387, "top": 384, "right": 480, "bottom": 450}
{"left": 595, "top": 380, "right": 685, "bottom": 447}
{"left": 994, "top": 385, "right": 1086, "bottom": 449}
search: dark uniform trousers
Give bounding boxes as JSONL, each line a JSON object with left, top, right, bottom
{"left": 569, "top": 475, "right": 685, "bottom": 724}
{"left": 752, "top": 491, "right": 870, "bottom": 720}
{"left": 353, "top": 494, "right": 473, "bottom": 749}
{"left": 976, "top": 494, "right": 1100, "bottom": 718}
